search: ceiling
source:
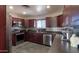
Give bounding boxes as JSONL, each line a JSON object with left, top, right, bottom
{"left": 7, "top": 5, "right": 64, "bottom": 19}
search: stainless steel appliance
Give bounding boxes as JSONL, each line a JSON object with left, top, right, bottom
{"left": 43, "top": 34, "right": 52, "bottom": 46}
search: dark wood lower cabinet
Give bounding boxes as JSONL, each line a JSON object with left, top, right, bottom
{"left": 35, "top": 33, "right": 43, "bottom": 44}
{"left": 25, "top": 32, "right": 43, "bottom": 44}
{"left": 13, "top": 31, "right": 55, "bottom": 46}
{"left": 12, "top": 34, "right": 16, "bottom": 46}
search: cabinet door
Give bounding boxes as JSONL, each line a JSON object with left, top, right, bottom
{"left": 36, "top": 33, "right": 43, "bottom": 44}
{"left": 27, "top": 32, "right": 34, "bottom": 42}
{"left": 28, "top": 20, "right": 34, "bottom": 28}
{"left": 57, "top": 15, "right": 63, "bottom": 27}
{"left": 39, "top": 34, "right": 43, "bottom": 44}
{"left": 25, "top": 20, "right": 29, "bottom": 27}
{"left": 0, "top": 6, "right": 6, "bottom": 28}
{"left": 0, "top": 6, "right": 7, "bottom": 52}
{"left": 46, "top": 17, "right": 52, "bottom": 27}
{"left": 12, "top": 34, "right": 16, "bottom": 46}
{"left": 26, "top": 32, "right": 43, "bottom": 44}
{"left": 0, "top": 28, "right": 6, "bottom": 52}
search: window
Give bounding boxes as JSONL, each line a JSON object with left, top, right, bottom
{"left": 71, "top": 16, "right": 79, "bottom": 26}
{"left": 34, "top": 20, "right": 46, "bottom": 28}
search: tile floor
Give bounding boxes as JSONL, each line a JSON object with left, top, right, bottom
{"left": 12, "top": 34, "right": 79, "bottom": 53}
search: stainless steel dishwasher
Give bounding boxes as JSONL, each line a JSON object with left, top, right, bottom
{"left": 43, "top": 34, "right": 52, "bottom": 46}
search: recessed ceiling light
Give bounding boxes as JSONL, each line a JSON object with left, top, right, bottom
{"left": 9, "top": 6, "right": 13, "bottom": 9}
{"left": 22, "top": 12, "right": 26, "bottom": 15}
{"left": 47, "top": 5, "right": 50, "bottom": 8}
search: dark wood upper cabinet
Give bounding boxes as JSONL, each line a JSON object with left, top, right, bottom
{"left": 12, "top": 17, "right": 25, "bottom": 27}
{"left": 57, "top": 15, "right": 63, "bottom": 27}
{"left": 46, "top": 17, "right": 52, "bottom": 27}
{"left": 24, "top": 19, "right": 34, "bottom": 28}
{"left": 24, "top": 20, "right": 29, "bottom": 28}
{"left": 21, "top": 19, "right": 25, "bottom": 26}
{"left": 0, "top": 5, "right": 7, "bottom": 53}
{"left": 28, "top": 20, "right": 34, "bottom": 28}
